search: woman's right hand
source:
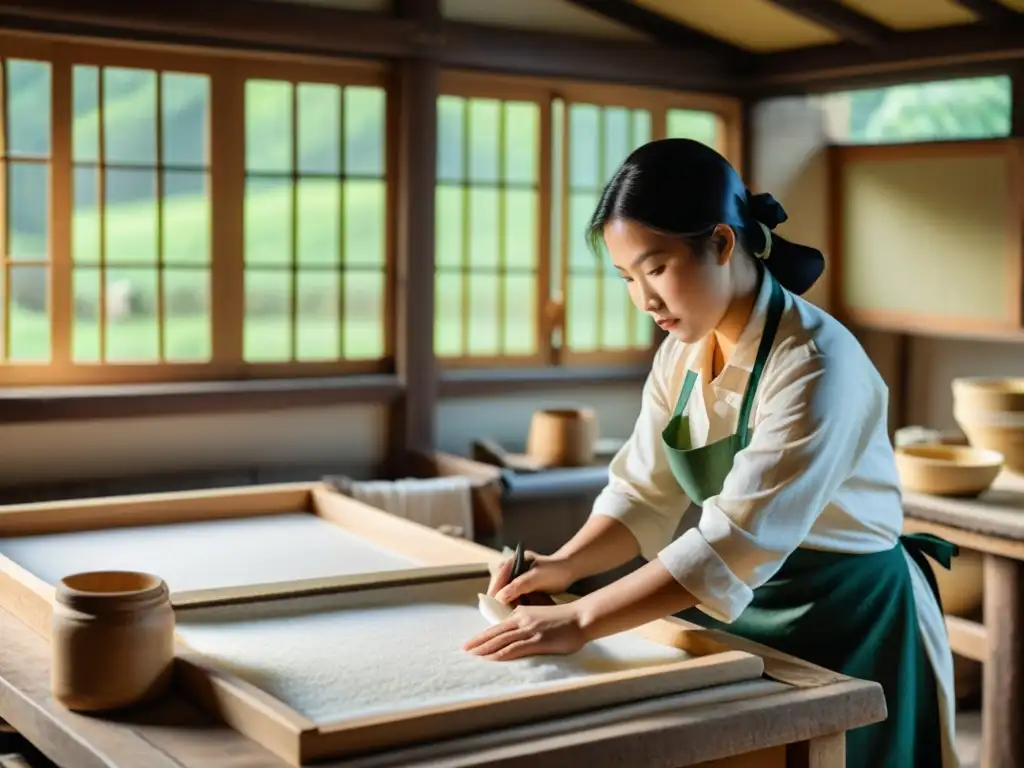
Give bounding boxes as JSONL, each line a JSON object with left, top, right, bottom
{"left": 487, "top": 551, "right": 577, "bottom": 606}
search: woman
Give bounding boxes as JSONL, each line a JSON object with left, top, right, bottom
{"left": 463, "top": 138, "right": 958, "bottom": 768}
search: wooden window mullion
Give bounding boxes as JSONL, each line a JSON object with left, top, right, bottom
{"left": 537, "top": 93, "right": 554, "bottom": 365}
{"left": 49, "top": 55, "right": 72, "bottom": 369}
{"left": 209, "top": 64, "right": 245, "bottom": 370}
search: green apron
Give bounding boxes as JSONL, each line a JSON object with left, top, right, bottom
{"left": 664, "top": 271, "right": 954, "bottom": 768}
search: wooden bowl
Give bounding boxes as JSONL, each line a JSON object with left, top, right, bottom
{"left": 895, "top": 443, "right": 1004, "bottom": 497}
{"left": 952, "top": 377, "right": 1024, "bottom": 473}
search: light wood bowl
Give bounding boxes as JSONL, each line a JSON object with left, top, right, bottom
{"left": 895, "top": 443, "right": 1004, "bottom": 497}
{"left": 952, "top": 377, "right": 1024, "bottom": 473}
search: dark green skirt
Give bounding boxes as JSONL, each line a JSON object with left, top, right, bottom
{"left": 677, "top": 534, "right": 954, "bottom": 768}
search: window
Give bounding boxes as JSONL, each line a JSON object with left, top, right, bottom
{"left": 0, "top": 36, "right": 388, "bottom": 387}
{"left": 821, "top": 75, "right": 1012, "bottom": 145}
{"left": 434, "top": 74, "right": 739, "bottom": 368}
{"left": 435, "top": 89, "right": 544, "bottom": 366}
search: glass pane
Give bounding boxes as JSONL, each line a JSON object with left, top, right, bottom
{"left": 73, "top": 166, "right": 99, "bottom": 264}
{"left": 345, "top": 179, "right": 385, "bottom": 268}
{"left": 244, "top": 269, "right": 292, "bottom": 362}
{"left": 435, "top": 185, "right": 464, "bottom": 270}
{"left": 505, "top": 188, "right": 536, "bottom": 270}
{"left": 504, "top": 101, "right": 538, "bottom": 186}
{"left": 105, "top": 168, "right": 157, "bottom": 265}
{"left": 666, "top": 109, "right": 718, "bottom": 148}
{"left": 467, "top": 272, "right": 499, "bottom": 356}
{"left": 821, "top": 76, "right": 1011, "bottom": 145}
{"left": 568, "top": 191, "right": 599, "bottom": 271}
{"left": 602, "top": 274, "right": 632, "bottom": 349}
{"left": 437, "top": 95, "right": 464, "bottom": 183}
{"left": 0, "top": 267, "right": 6, "bottom": 360}
{"left": 343, "top": 269, "right": 383, "bottom": 358}
{"left": 633, "top": 302, "right": 652, "bottom": 348}
{"left": 162, "top": 73, "right": 210, "bottom": 167}
{"left": 105, "top": 267, "right": 159, "bottom": 362}
{"left": 297, "top": 177, "right": 340, "bottom": 267}
{"left": 163, "top": 170, "right": 209, "bottom": 265}
{"left": 72, "top": 65, "right": 99, "bottom": 164}
{"left": 435, "top": 270, "right": 462, "bottom": 357}
{"left": 72, "top": 266, "right": 100, "bottom": 362}
{"left": 504, "top": 273, "right": 535, "bottom": 355}
{"left": 245, "top": 177, "right": 292, "bottom": 267}
{"left": 345, "top": 86, "right": 385, "bottom": 177}
{"left": 7, "top": 59, "right": 51, "bottom": 158}
{"left": 246, "top": 79, "right": 292, "bottom": 174}
{"left": 297, "top": 270, "right": 340, "bottom": 360}
{"left": 568, "top": 104, "right": 600, "bottom": 189}
{"left": 603, "top": 107, "right": 631, "bottom": 181}
{"left": 567, "top": 272, "right": 598, "bottom": 352}
{"left": 8, "top": 161, "right": 49, "bottom": 260}
{"left": 468, "top": 188, "right": 498, "bottom": 270}
{"left": 164, "top": 267, "right": 210, "bottom": 362}
{"left": 8, "top": 265, "right": 49, "bottom": 361}
{"left": 297, "top": 83, "right": 340, "bottom": 175}
{"left": 103, "top": 67, "right": 157, "bottom": 165}
{"left": 468, "top": 99, "right": 499, "bottom": 184}
{"left": 632, "top": 109, "right": 651, "bottom": 146}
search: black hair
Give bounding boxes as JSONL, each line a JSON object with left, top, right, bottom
{"left": 585, "top": 138, "right": 824, "bottom": 295}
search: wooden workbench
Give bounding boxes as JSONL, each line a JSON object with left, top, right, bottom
{"left": 0, "top": 602, "right": 884, "bottom": 768}
{"left": 902, "top": 470, "right": 1024, "bottom": 768}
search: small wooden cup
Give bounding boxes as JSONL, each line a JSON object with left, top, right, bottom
{"left": 526, "top": 408, "right": 598, "bottom": 468}
{"left": 51, "top": 570, "right": 175, "bottom": 712}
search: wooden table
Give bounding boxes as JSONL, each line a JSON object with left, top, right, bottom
{"left": 902, "top": 470, "right": 1024, "bottom": 768}
{"left": 0, "top": 603, "right": 884, "bottom": 768}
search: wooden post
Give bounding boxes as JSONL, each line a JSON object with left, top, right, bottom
{"left": 981, "top": 554, "right": 1024, "bottom": 768}
{"left": 387, "top": 0, "right": 441, "bottom": 476}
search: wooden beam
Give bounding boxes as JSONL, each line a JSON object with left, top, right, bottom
{"left": 388, "top": 0, "right": 440, "bottom": 476}
{"left": 750, "top": 19, "right": 1024, "bottom": 93}
{"left": 950, "top": 0, "right": 1020, "bottom": 24}
{"left": 0, "top": 0, "right": 741, "bottom": 94}
{"left": 561, "top": 0, "right": 746, "bottom": 57}
{"left": 762, "top": 0, "right": 892, "bottom": 46}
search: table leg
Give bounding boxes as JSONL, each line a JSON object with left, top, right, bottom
{"left": 982, "top": 554, "right": 1024, "bottom": 768}
{"left": 787, "top": 733, "right": 845, "bottom": 767}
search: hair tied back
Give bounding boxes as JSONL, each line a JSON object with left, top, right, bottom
{"left": 746, "top": 191, "right": 788, "bottom": 230}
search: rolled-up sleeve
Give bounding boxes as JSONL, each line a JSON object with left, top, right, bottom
{"left": 658, "top": 344, "right": 883, "bottom": 623}
{"left": 591, "top": 340, "right": 692, "bottom": 560}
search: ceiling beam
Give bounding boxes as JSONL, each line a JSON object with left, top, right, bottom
{"left": 561, "top": 0, "right": 748, "bottom": 57}
{"left": 949, "top": 0, "right": 1021, "bottom": 24}
{"left": 750, "top": 18, "right": 1024, "bottom": 93}
{"left": 0, "top": 0, "right": 744, "bottom": 94}
{"left": 761, "top": 0, "right": 893, "bottom": 46}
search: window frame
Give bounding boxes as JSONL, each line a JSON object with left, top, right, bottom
{"left": 0, "top": 31, "right": 393, "bottom": 387}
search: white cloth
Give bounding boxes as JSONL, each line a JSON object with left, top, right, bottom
{"left": 591, "top": 274, "right": 959, "bottom": 767}
{"left": 346, "top": 476, "right": 475, "bottom": 539}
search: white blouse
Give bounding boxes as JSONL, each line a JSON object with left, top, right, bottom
{"left": 591, "top": 273, "right": 959, "bottom": 767}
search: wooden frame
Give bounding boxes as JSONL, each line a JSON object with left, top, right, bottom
{"left": 0, "top": 30, "right": 395, "bottom": 387}
{"left": 0, "top": 481, "right": 774, "bottom": 767}
{"left": 169, "top": 571, "right": 766, "bottom": 766}
{"left": 828, "top": 138, "right": 1024, "bottom": 340}
{"left": 0, "top": 481, "right": 499, "bottom": 639}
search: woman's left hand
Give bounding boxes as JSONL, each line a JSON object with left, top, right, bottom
{"left": 462, "top": 602, "right": 587, "bottom": 661}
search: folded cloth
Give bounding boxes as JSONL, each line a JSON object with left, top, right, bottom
{"left": 344, "top": 476, "right": 475, "bottom": 540}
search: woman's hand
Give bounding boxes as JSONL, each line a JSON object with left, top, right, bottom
{"left": 487, "top": 551, "right": 576, "bottom": 605}
{"left": 462, "top": 602, "right": 586, "bottom": 661}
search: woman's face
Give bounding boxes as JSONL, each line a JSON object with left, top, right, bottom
{"left": 603, "top": 218, "right": 735, "bottom": 344}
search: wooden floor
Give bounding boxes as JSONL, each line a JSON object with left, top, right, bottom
{"left": 956, "top": 708, "right": 981, "bottom": 768}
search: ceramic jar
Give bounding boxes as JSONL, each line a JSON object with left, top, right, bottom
{"left": 51, "top": 570, "right": 175, "bottom": 712}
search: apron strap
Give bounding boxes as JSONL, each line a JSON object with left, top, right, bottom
{"left": 899, "top": 532, "right": 959, "bottom": 616}
{"left": 671, "top": 369, "right": 699, "bottom": 418}
{"left": 736, "top": 273, "right": 786, "bottom": 445}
